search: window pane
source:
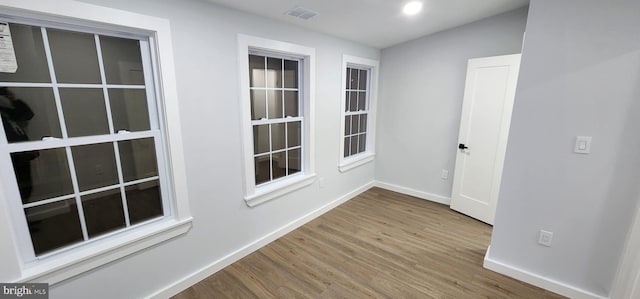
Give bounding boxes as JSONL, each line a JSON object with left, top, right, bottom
{"left": 82, "top": 188, "right": 125, "bottom": 238}
{"left": 351, "top": 115, "right": 359, "bottom": 134}
{"left": 345, "top": 91, "right": 350, "bottom": 112}
{"left": 346, "top": 68, "right": 352, "bottom": 90}
{"left": 26, "top": 199, "right": 83, "bottom": 255}
{"left": 358, "top": 134, "right": 367, "bottom": 153}
{"left": 344, "top": 116, "right": 351, "bottom": 135}
{"left": 272, "top": 151, "right": 286, "bottom": 180}
{"left": 254, "top": 156, "right": 270, "bottom": 185}
{"left": 350, "top": 135, "right": 358, "bottom": 154}
{"left": 358, "top": 92, "right": 367, "bottom": 111}
{"left": 253, "top": 125, "right": 269, "bottom": 154}
{"left": 72, "top": 142, "right": 118, "bottom": 191}
{"left": 284, "top": 91, "right": 298, "bottom": 117}
{"left": 249, "top": 55, "right": 265, "bottom": 88}
{"left": 350, "top": 67, "right": 359, "bottom": 90}
{"left": 100, "top": 36, "right": 144, "bottom": 85}
{"left": 250, "top": 90, "right": 266, "bottom": 120}
{"left": 266, "top": 57, "right": 282, "bottom": 88}
{"left": 60, "top": 88, "right": 109, "bottom": 137}
{"left": 288, "top": 148, "right": 301, "bottom": 174}
{"left": 12, "top": 148, "right": 73, "bottom": 204}
{"left": 287, "top": 121, "right": 301, "bottom": 148}
{"left": 1, "top": 87, "right": 62, "bottom": 142}
{"left": 349, "top": 91, "right": 358, "bottom": 112}
{"left": 359, "top": 69, "right": 368, "bottom": 90}
{"left": 272, "top": 123, "right": 285, "bottom": 151}
{"left": 284, "top": 60, "right": 298, "bottom": 89}
{"left": 126, "top": 180, "right": 163, "bottom": 225}
{"left": 0, "top": 23, "right": 50, "bottom": 83}
{"left": 47, "top": 29, "right": 101, "bottom": 84}
{"left": 119, "top": 138, "right": 158, "bottom": 182}
{"left": 109, "top": 89, "right": 150, "bottom": 132}
{"left": 360, "top": 114, "right": 368, "bottom": 133}
{"left": 343, "top": 137, "right": 350, "bottom": 157}
{"left": 267, "top": 90, "right": 283, "bottom": 119}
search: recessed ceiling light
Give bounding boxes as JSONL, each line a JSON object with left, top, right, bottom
{"left": 403, "top": 1, "right": 423, "bottom": 16}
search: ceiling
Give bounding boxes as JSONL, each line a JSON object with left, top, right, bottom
{"left": 205, "top": 0, "right": 529, "bottom": 49}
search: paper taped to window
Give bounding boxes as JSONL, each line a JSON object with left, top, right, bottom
{"left": 0, "top": 22, "right": 18, "bottom": 73}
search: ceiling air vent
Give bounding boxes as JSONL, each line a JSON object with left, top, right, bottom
{"left": 285, "top": 6, "right": 318, "bottom": 20}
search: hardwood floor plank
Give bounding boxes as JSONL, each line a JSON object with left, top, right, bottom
{"left": 172, "top": 187, "right": 565, "bottom": 299}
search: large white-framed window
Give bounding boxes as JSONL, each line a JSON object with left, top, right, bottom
{"left": 0, "top": 0, "right": 191, "bottom": 285}
{"left": 238, "top": 35, "right": 316, "bottom": 207}
{"left": 339, "top": 55, "right": 379, "bottom": 172}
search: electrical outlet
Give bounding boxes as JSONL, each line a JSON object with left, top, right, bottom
{"left": 441, "top": 170, "right": 449, "bottom": 180}
{"left": 538, "top": 230, "right": 553, "bottom": 247}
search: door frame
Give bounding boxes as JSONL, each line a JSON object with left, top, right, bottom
{"left": 611, "top": 202, "right": 640, "bottom": 298}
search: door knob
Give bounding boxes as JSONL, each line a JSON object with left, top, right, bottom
{"left": 458, "top": 143, "right": 468, "bottom": 150}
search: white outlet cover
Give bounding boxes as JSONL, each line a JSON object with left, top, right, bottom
{"left": 574, "top": 136, "right": 592, "bottom": 154}
{"left": 538, "top": 230, "right": 553, "bottom": 247}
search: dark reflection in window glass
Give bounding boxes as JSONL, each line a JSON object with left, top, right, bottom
{"left": 284, "top": 60, "right": 298, "bottom": 89}
{"left": 0, "top": 23, "right": 50, "bottom": 83}
{"left": 345, "top": 68, "right": 351, "bottom": 90}
{"left": 126, "top": 180, "right": 163, "bottom": 225}
{"left": 253, "top": 125, "right": 269, "bottom": 154}
{"left": 100, "top": 36, "right": 144, "bottom": 85}
{"left": 82, "top": 189, "right": 125, "bottom": 238}
{"left": 267, "top": 90, "right": 283, "bottom": 119}
{"left": 359, "top": 69, "right": 368, "bottom": 90}
{"left": 26, "top": 199, "right": 83, "bottom": 255}
{"left": 288, "top": 148, "right": 301, "bottom": 175}
{"left": 60, "top": 88, "right": 109, "bottom": 137}
{"left": 249, "top": 55, "right": 265, "bottom": 88}
{"left": 358, "top": 134, "right": 367, "bottom": 153}
{"left": 272, "top": 123, "right": 285, "bottom": 151}
{"left": 255, "top": 156, "right": 270, "bottom": 185}
{"left": 360, "top": 115, "right": 368, "bottom": 133}
{"left": 250, "top": 90, "right": 266, "bottom": 120}
{"left": 72, "top": 142, "right": 118, "bottom": 192}
{"left": 48, "top": 29, "right": 101, "bottom": 84}
{"left": 343, "top": 138, "right": 350, "bottom": 157}
{"left": 350, "top": 135, "right": 358, "bottom": 155}
{"left": 12, "top": 147, "right": 73, "bottom": 204}
{"left": 287, "top": 121, "right": 301, "bottom": 148}
{"left": 351, "top": 115, "right": 359, "bottom": 134}
{"left": 272, "top": 151, "right": 286, "bottom": 180}
{"left": 119, "top": 138, "right": 158, "bottom": 182}
{"left": 344, "top": 116, "right": 351, "bottom": 135}
{"left": 345, "top": 91, "right": 351, "bottom": 112}
{"left": 284, "top": 91, "right": 298, "bottom": 117}
{"left": 358, "top": 92, "right": 367, "bottom": 111}
{"left": 1, "top": 87, "right": 62, "bottom": 143}
{"left": 349, "top": 91, "right": 358, "bottom": 112}
{"left": 266, "top": 57, "right": 282, "bottom": 88}
{"left": 109, "top": 89, "right": 150, "bottom": 132}
{"left": 349, "top": 67, "right": 359, "bottom": 90}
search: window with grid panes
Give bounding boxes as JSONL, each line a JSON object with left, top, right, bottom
{"left": 248, "top": 53, "right": 302, "bottom": 185}
{"left": 343, "top": 67, "right": 369, "bottom": 157}
{"left": 0, "top": 21, "right": 168, "bottom": 257}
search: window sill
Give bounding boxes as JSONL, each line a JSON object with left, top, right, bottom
{"left": 339, "top": 153, "right": 375, "bottom": 173}
{"left": 16, "top": 217, "right": 192, "bottom": 285}
{"left": 244, "top": 174, "right": 316, "bottom": 207}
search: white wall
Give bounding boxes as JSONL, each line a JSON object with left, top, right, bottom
{"left": 46, "top": 0, "right": 379, "bottom": 298}
{"left": 488, "top": 0, "right": 640, "bottom": 297}
{"left": 375, "top": 7, "right": 527, "bottom": 198}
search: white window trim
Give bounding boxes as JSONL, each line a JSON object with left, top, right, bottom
{"left": 238, "top": 34, "right": 316, "bottom": 207}
{"left": 0, "top": 0, "right": 192, "bottom": 284}
{"left": 338, "top": 55, "right": 379, "bottom": 173}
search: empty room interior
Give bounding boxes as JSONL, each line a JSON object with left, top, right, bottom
{"left": 1, "top": 0, "right": 640, "bottom": 298}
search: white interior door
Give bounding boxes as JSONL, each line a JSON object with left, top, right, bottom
{"left": 450, "top": 54, "right": 521, "bottom": 225}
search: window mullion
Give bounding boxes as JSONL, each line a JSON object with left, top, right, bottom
{"left": 41, "top": 27, "right": 69, "bottom": 139}
{"left": 64, "top": 146, "right": 90, "bottom": 242}
{"left": 94, "top": 34, "right": 115, "bottom": 134}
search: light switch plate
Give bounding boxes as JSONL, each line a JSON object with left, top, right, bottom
{"left": 574, "top": 136, "right": 592, "bottom": 154}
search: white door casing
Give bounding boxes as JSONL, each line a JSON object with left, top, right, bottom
{"left": 450, "top": 54, "right": 521, "bottom": 225}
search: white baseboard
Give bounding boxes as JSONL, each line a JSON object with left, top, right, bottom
{"left": 147, "top": 181, "right": 375, "bottom": 299}
{"left": 483, "top": 246, "right": 607, "bottom": 299}
{"left": 374, "top": 181, "right": 451, "bottom": 205}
